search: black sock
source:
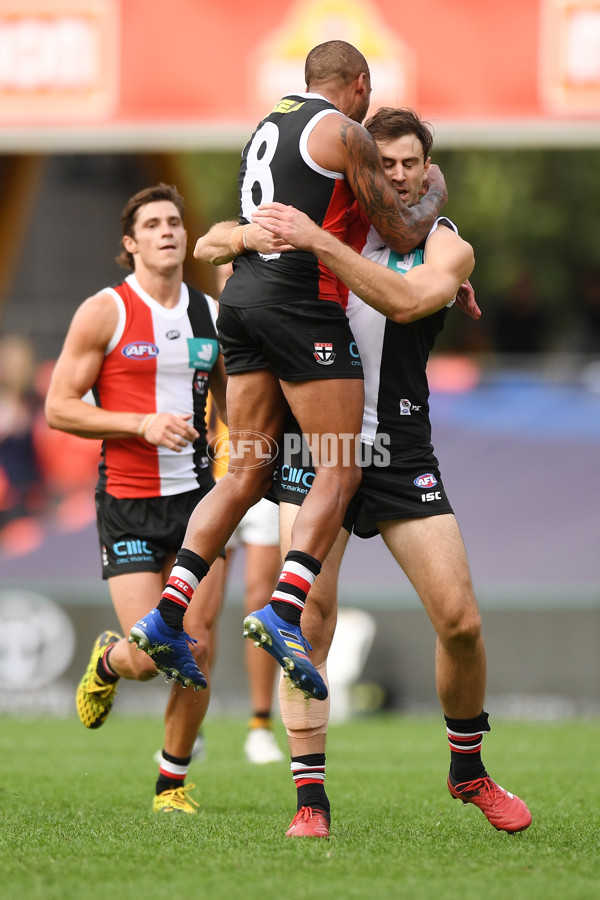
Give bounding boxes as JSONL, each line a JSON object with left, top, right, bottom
{"left": 445, "top": 711, "right": 490, "bottom": 784}
{"left": 158, "top": 548, "right": 210, "bottom": 630}
{"left": 270, "top": 551, "right": 322, "bottom": 626}
{"left": 156, "top": 749, "right": 192, "bottom": 794}
{"left": 291, "top": 753, "right": 330, "bottom": 820}
{"left": 96, "top": 646, "right": 119, "bottom": 683}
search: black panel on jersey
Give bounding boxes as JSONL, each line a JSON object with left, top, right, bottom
{"left": 376, "top": 309, "right": 448, "bottom": 449}
{"left": 221, "top": 95, "right": 342, "bottom": 309}
{"left": 186, "top": 286, "right": 219, "bottom": 480}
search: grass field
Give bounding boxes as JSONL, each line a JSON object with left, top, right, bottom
{"left": 1, "top": 712, "right": 598, "bottom": 900}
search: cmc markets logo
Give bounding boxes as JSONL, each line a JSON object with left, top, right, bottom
{"left": 0, "top": 590, "right": 75, "bottom": 690}
{"left": 207, "top": 431, "right": 279, "bottom": 470}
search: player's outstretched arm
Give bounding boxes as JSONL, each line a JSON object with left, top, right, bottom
{"left": 253, "top": 203, "right": 474, "bottom": 323}
{"left": 193, "top": 221, "right": 294, "bottom": 265}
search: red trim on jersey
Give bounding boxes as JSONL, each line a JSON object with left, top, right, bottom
{"left": 95, "top": 282, "right": 160, "bottom": 498}
{"left": 318, "top": 180, "right": 357, "bottom": 307}
{"left": 319, "top": 194, "right": 371, "bottom": 309}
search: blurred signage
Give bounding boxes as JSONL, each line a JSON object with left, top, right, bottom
{"left": 250, "top": 0, "right": 416, "bottom": 113}
{"left": 0, "top": 0, "right": 119, "bottom": 120}
{"left": 541, "top": 0, "right": 600, "bottom": 113}
{"left": 0, "top": 589, "right": 75, "bottom": 690}
{"left": 0, "top": 0, "right": 598, "bottom": 146}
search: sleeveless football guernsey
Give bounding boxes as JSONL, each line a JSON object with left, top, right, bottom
{"left": 220, "top": 92, "right": 356, "bottom": 308}
{"left": 93, "top": 274, "right": 219, "bottom": 498}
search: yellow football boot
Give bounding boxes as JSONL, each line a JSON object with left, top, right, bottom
{"left": 152, "top": 784, "right": 199, "bottom": 815}
{"left": 76, "top": 630, "right": 122, "bottom": 729}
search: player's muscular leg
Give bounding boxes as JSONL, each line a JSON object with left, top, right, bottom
{"left": 279, "top": 502, "right": 349, "bottom": 753}
{"left": 281, "top": 377, "right": 363, "bottom": 562}
{"left": 379, "top": 515, "right": 486, "bottom": 719}
{"left": 243, "top": 542, "right": 282, "bottom": 712}
{"left": 108, "top": 570, "right": 168, "bottom": 680}
{"left": 162, "top": 559, "right": 225, "bottom": 757}
{"left": 182, "top": 370, "right": 288, "bottom": 562}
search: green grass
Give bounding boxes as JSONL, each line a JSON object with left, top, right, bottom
{"left": 1, "top": 713, "right": 599, "bottom": 900}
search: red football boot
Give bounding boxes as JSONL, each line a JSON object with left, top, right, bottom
{"left": 286, "top": 806, "right": 330, "bottom": 838}
{"left": 448, "top": 774, "right": 532, "bottom": 833}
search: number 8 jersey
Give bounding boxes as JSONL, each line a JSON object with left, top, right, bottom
{"left": 220, "top": 93, "right": 356, "bottom": 309}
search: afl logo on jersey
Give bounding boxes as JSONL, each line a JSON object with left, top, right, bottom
{"left": 414, "top": 473, "right": 437, "bottom": 489}
{"left": 122, "top": 342, "right": 159, "bottom": 360}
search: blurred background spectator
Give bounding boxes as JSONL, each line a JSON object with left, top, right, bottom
{"left": 0, "top": 345, "right": 101, "bottom": 556}
{"left": 0, "top": 335, "right": 43, "bottom": 528}
{"left": 492, "top": 270, "right": 548, "bottom": 354}
{"left": 573, "top": 269, "right": 600, "bottom": 354}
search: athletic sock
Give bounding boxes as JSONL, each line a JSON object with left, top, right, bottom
{"left": 156, "top": 750, "right": 192, "bottom": 794}
{"left": 96, "top": 646, "right": 119, "bottom": 683}
{"left": 157, "top": 548, "right": 210, "bottom": 631}
{"left": 249, "top": 711, "right": 272, "bottom": 731}
{"left": 270, "top": 551, "right": 322, "bottom": 627}
{"left": 445, "top": 711, "right": 490, "bottom": 785}
{"left": 291, "top": 753, "right": 330, "bottom": 820}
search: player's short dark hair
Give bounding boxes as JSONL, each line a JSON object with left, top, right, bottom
{"left": 305, "top": 40, "right": 369, "bottom": 89}
{"left": 116, "top": 183, "right": 185, "bottom": 271}
{"left": 364, "top": 108, "right": 434, "bottom": 161}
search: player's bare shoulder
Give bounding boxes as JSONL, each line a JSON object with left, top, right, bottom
{"left": 308, "top": 111, "right": 378, "bottom": 174}
{"left": 425, "top": 221, "right": 474, "bottom": 280}
{"left": 70, "top": 288, "right": 121, "bottom": 348}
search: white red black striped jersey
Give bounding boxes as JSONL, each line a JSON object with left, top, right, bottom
{"left": 346, "top": 218, "right": 458, "bottom": 451}
{"left": 93, "top": 274, "right": 219, "bottom": 498}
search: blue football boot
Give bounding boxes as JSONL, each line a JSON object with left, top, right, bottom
{"left": 243, "top": 605, "right": 327, "bottom": 701}
{"left": 129, "top": 609, "right": 207, "bottom": 689}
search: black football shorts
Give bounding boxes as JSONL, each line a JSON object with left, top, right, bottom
{"left": 272, "top": 425, "right": 453, "bottom": 538}
{"left": 95, "top": 481, "right": 222, "bottom": 579}
{"left": 217, "top": 299, "right": 364, "bottom": 381}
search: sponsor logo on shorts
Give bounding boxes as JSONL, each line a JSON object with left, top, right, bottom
{"left": 112, "top": 539, "right": 154, "bottom": 565}
{"left": 314, "top": 342, "right": 336, "bottom": 365}
{"left": 281, "top": 464, "right": 315, "bottom": 490}
{"left": 414, "top": 473, "right": 438, "bottom": 489}
{"left": 349, "top": 341, "right": 362, "bottom": 366}
{"left": 122, "top": 342, "right": 159, "bottom": 360}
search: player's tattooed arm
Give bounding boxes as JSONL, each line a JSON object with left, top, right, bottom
{"left": 341, "top": 121, "right": 447, "bottom": 254}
